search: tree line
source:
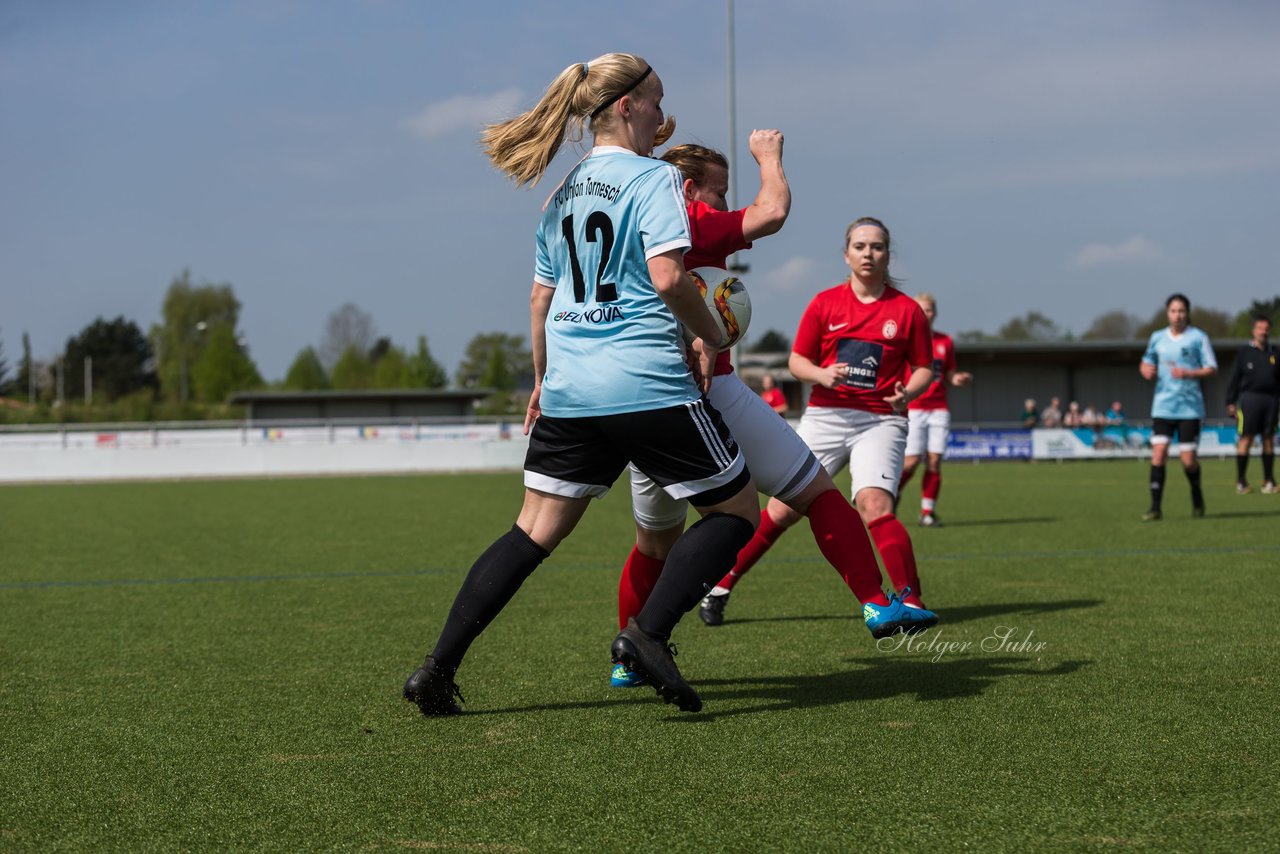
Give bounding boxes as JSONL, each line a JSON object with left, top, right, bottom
{"left": 955, "top": 298, "right": 1280, "bottom": 343}
{"left": 0, "top": 270, "right": 533, "bottom": 422}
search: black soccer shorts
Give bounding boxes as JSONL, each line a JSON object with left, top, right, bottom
{"left": 524, "top": 398, "right": 750, "bottom": 507}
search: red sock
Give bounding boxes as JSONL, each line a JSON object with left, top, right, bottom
{"left": 618, "top": 546, "right": 665, "bottom": 630}
{"left": 867, "top": 513, "right": 923, "bottom": 603}
{"left": 806, "top": 489, "right": 889, "bottom": 605}
{"left": 899, "top": 466, "right": 916, "bottom": 493}
{"left": 921, "top": 470, "right": 941, "bottom": 513}
{"left": 717, "top": 508, "right": 786, "bottom": 591}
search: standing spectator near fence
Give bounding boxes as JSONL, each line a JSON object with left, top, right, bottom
{"left": 1063, "top": 401, "right": 1083, "bottom": 428}
{"left": 1021, "top": 399, "right": 1038, "bottom": 428}
{"left": 1106, "top": 401, "right": 1126, "bottom": 425}
{"left": 1226, "top": 315, "right": 1280, "bottom": 494}
{"left": 1040, "top": 397, "right": 1063, "bottom": 428}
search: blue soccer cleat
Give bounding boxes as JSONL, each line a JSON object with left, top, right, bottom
{"left": 901, "top": 601, "right": 940, "bottom": 633}
{"left": 610, "top": 661, "right": 647, "bottom": 688}
{"left": 862, "top": 588, "right": 938, "bottom": 639}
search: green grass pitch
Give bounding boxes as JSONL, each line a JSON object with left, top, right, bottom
{"left": 2, "top": 459, "right": 1278, "bottom": 850}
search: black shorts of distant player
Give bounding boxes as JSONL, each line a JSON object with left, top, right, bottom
{"left": 1151, "top": 418, "right": 1202, "bottom": 450}
{"left": 1236, "top": 391, "right": 1280, "bottom": 439}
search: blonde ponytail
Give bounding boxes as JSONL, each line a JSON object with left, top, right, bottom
{"left": 483, "top": 52, "right": 656, "bottom": 186}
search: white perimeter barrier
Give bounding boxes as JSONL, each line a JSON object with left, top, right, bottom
{"left": 0, "top": 423, "right": 530, "bottom": 483}
{"left": 3, "top": 421, "right": 1253, "bottom": 484}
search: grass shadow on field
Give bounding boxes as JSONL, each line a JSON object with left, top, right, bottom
{"left": 713, "top": 614, "right": 849, "bottom": 628}
{"left": 1196, "top": 509, "right": 1280, "bottom": 520}
{"left": 439, "top": 695, "right": 657, "bottom": 718}
{"left": 677, "top": 656, "right": 1093, "bottom": 721}
{"left": 939, "top": 598, "right": 1104, "bottom": 627}
{"left": 724, "top": 598, "right": 1103, "bottom": 630}
{"left": 461, "top": 656, "right": 1092, "bottom": 722}
{"left": 929, "top": 516, "right": 1058, "bottom": 528}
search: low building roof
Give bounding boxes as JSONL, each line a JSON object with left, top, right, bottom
{"left": 229, "top": 389, "right": 493, "bottom": 404}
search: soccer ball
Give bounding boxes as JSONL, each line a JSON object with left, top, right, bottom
{"left": 684, "top": 267, "right": 752, "bottom": 347}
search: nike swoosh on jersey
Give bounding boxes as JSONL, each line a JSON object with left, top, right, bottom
{"left": 828, "top": 322, "right": 849, "bottom": 331}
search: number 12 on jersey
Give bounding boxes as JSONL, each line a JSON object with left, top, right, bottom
{"left": 561, "top": 213, "right": 618, "bottom": 304}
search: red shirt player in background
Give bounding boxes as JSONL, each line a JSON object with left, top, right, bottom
{"left": 704, "top": 217, "right": 940, "bottom": 626}
{"left": 898, "top": 294, "right": 973, "bottom": 527}
{"left": 759, "top": 373, "right": 787, "bottom": 415}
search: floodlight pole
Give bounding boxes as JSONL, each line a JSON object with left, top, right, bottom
{"left": 726, "top": 0, "right": 747, "bottom": 276}
{"left": 180, "top": 320, "right": 209, "bottom": 403}
{"left": 727, "top": 0, "right": 738, "bottom": 215}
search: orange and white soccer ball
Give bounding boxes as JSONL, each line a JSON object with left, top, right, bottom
{"left": 685, "top": 267, "right": 752, "bottom": 347}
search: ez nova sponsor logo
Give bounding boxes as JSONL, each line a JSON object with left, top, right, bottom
{"left": 553, "top": 306, "right": 626, "bottom": 324}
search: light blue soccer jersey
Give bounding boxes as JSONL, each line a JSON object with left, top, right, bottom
{"left": 534, "top": 146, "right": 695, "bottom": 417}
{"left": 1142, "top": 326, "right": 1217, "bottom": 419}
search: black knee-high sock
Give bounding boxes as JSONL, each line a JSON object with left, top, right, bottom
{"left": 430, "top": 524, "right": 549, "bottom": 671}
{"left": 1149, "top": 465, "right": 1166, "bottom": 511}
{"left": 1186, "top": 464, "right": 1203, "bottom": 508}
{"left": 1264, "top": 453, "right": 1275, "bottom": 484}
{"left": 636, "top": 512, "right": 754, "bottom": 639}
{"left": 1236, "top": 453, "right": 1249, "bottom": 484}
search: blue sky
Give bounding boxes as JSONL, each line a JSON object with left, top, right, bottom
{"left": 3, "top": 0, "right": 1279, "bottom": 382}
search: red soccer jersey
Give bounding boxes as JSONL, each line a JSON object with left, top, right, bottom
{"left": 793, "top": 283, "right": 932, "bottom": 415}
{"left": 683, "top": 199, "right": 751, "bottom": 377}
{"left": 908, "top": 330, "right": 957, "bottom": 411}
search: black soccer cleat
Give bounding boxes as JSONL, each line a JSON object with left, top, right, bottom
{"left": 403, "top": 655, "right": 464, "bottom": 716}
{"left": 611, "top": 618, "right": 702, "bottom": 713}
{"left": 698, "top": 591, "right": 729, "bottom": 626}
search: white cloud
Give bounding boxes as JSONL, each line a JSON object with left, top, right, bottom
{"left": 401, "top": 88, "right": 523, "bottom": 140}
{"left": 759, "top": 256, "right": 824, "bottom": 293}
{"left": 1072, "top": 236, "right": 1165, "bottom": 269}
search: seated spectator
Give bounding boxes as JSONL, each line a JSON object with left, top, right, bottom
{"left": 1063, "top": 401, "right": 1084, "bottom": 428}
{"left": 1021, "top": 398, "right": 1038, "bottom": 428}
{"left": 1040, "top": 396, "right": 1063, "bottom": 428}
{"left": 759, "top": 373, "right": 787, "bottom": 416}
{"left": 1082, "top": 403, "right": 1101, "bottom": 426}
{"left": 1106, "top": 400, "right": 1126, "bottom": 424}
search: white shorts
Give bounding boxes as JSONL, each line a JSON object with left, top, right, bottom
{"left": 795, "top": 406, "right": 908, "bottom": 501}
{"left": 906, "top": 408, "right": 951, "bottom": 457}
{"left": 631, "top": 373, "right": 822, "bottom": 530}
